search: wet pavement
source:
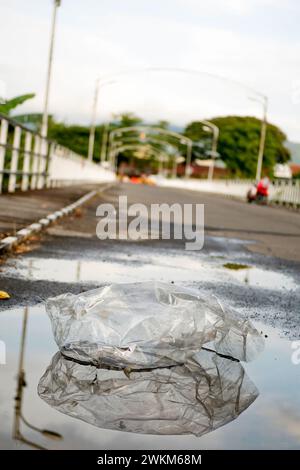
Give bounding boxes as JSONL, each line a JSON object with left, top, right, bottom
{"left": 0, "top": 183, "right": 300, "bottom": 449}
{"left": 0, "top": 184, "right": 104, "bottom": 240}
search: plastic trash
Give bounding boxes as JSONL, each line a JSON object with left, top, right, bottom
{"left": 38, "top": 349, "right": 259, "bottom": 437}
{"left": 45, "top": 282, "right": 264, "bottom": 369}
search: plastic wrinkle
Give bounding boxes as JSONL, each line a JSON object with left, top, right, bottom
{"left": 38, "top": 349, "right": 259, "bottom": 437}
{"left": 45, "top": 282, "right": 265, "bottom": 369}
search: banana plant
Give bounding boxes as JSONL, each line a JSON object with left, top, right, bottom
{"left": 0, "top": 93, "right": 35, "bottom": 116}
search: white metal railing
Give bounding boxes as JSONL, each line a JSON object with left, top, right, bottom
{"left": 157, "top": 177, "right": 300, "bottom": 207}
{"left": 0, "top": 113, "right": 115, "bottom": 194}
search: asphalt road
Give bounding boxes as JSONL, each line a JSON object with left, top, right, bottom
{"left": 1, "top": 182, "right": 299, "bottom": 334}
{"left": 110, "top": 183, "right": 300, "bottom": 261}
{"left": 1, "top": 182, "right": 300, "bottom": 450}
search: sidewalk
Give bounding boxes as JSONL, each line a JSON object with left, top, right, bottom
{"left": 0, "top": 184, "right": 106, "bottom": 239}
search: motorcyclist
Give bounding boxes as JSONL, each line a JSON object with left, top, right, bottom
{"left": 256, "top": 177, "right": 269, "bottom": 202}
{"left": 247, "top": 177, "right": 269, "bottom": 204}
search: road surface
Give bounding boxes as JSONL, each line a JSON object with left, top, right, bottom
{"left": 0, "top": 183, "right": 299, "bottom": 450}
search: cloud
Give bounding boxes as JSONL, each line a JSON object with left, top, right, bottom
{"left": 0, "top": 0, "right": 299, "bottom": 140}
{"left": 263, "top": 405, "right": 300, "bottom": 442}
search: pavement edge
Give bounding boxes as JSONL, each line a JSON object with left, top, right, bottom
{"left": 0, "top": 183, "right": 114, "bottom": 254}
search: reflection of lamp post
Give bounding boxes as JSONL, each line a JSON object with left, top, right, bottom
{"left": 41, "top": 0, "right": 61, "bottom": 139}
{"left": 13, "top": 307, "right": 63, "bottom": 450}
{"left": 249, "top": 95, "right": 268, "bottom": 181}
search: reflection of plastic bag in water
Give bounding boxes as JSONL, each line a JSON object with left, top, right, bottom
{"left": 38, "top": 349, "right": 259, "bottom": 437}
{"left": 46, "top": 282, "right": 264, "bottom": 369}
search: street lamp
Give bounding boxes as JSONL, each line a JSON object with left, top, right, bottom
{"left": 172, "top": 155, "right": 185, "bottom": 178}
{"left": 87, "top": 78, "right": 100, "bottom": 161}
{"left": 108, "top": 126, "right": 193, "bottom": 175}
{"left": 41, "top": 0, "right": 61, "bottom": 138}
{"left": 201, "top": 120, "right": 219, "bottom": 181}
{"left": 109, "top": 141, "right": 166, "bottom": 172}
{"left": 184, "top": 140, "right": 193, "bottom": 179}
{"left": 100, "top": 121, "right": 110, "bottom": 163}
{"left": 249, "top": 95, "right": 268, "bottom": 181}
{"left": 88, "top": 79, "right": 115, "bottom": 161}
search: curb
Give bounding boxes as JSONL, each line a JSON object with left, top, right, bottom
{"left": 0, "top": 183, "right": 114, "bottom": 254}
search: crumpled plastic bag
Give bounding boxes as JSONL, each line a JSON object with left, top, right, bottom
{"left": 38, "top": 349, "right": 259, "bottom": 437}
{"left": 46, "top": 282, "right": 264, "bottom": 369}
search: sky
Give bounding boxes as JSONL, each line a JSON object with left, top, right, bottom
{"left": 0, "top": 0, "right": 299, "bottom": 141}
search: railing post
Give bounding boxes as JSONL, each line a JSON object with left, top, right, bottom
{"left": 0, "top": 118, "right": 8, "bottom": 193}
{"left": 21, "top": 132, "right": 32, "bottom": 191}
{"left": 46, "top": 142, "right": 55, "bottom": 188}
{"left": 30, "top": 135, "right": 40, "bottom": 189}
{"left": 37, "top": 138, "right": 48, "bottom": 189}
{"left": 8, "top": 126, "right": 21, "bottom": 193}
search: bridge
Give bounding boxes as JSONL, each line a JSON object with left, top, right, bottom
{"left": 1, "top": 0, "right": 300, "bottom": 453}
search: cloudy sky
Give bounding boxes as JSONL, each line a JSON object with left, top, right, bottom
{"left": 0, "top": 0, "right": 299, "bottom": 141}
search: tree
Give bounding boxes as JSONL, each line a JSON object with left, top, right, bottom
{"left": 112, "top": 112, "right": 142, "bottom": 128}
{"left": 0, "top": 94, "right": 35, "bottom": 115}
{"left": 48, "top": 121, "right": 104, "bottom": 160}
{"left": 154, "top": 120, "right": 169, "bottom": 130}
{"left": 185, "top": 116, "right": 290, "bottom": 178}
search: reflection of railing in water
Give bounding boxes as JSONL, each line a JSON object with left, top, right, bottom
{"left": 13, "top": 306, "right": 63, "bottom": 450}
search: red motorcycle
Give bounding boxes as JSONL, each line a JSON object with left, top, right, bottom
{"left": 247, "top": 178, "right": 269, "bottom": 204}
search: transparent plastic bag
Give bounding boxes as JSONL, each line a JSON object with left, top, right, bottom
{"left": 46, "top": 282, "right": 264, "bottom": 369}
{"left": 38, "top": 349, "right": 259, "bottom": 437}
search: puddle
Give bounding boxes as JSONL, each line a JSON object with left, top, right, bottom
{"left": 4, "top": 252, "right": 220, "bottom": 284}
{"left": 4, "top": 250, "right": 298, "bottom": 292}
{"left": 224, "top": 266, "right": 297, "bottom": 291}
{"left": 0, "top": 305, "right": 299, "bottom": 449}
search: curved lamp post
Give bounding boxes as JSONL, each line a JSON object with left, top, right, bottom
{"left": 249, "top": 95, "right": 268, "bottom": 180}
{"left": 41, "top": 0, "right": 61, "bottom": 139}
{"left": 201, "top": 120, "right": 220, "bottom": 180}
{"left": 108, "top": 126, "right": 192, "bottom": 177}
{"left": 88, "top": 79, "right": 115, "bottom": 161}
{"left": 111, "top": 133, "right": 182, "bottom": 172}
{"left": 99, "top": 67, "right": 268, "bottom": 179}
{"left": 109, "top": 141, "right": 167, "bottom": 172}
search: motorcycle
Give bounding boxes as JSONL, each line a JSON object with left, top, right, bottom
{"left": 247, "top": 178, "right": 269, "bottom": 205}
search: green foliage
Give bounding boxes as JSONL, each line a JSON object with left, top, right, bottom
{"left": 48, "top": 113, "right": 143, "bottom": 160}
{"left": 112, "top": 112, "right": 142, "bottom": 128}
{"left": 154, "top": 120, "right": 169, "bottom": 130}
{"left": 185, "top": 116, "right": 290, "bottom": 178}
{"left": 0, "top": 94, "right": 35, "bottom": 115}
{"left": 46, "top": 113, "right": 290, "bottom": 178}
{"left": 48, "top": 113, "right": 170, "bottom": 163}
{"left": 48, "top": 122, "right": 101, "bottom": 161}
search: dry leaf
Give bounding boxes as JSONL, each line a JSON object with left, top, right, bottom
{"left": 14, "top": 243, "right": 38, "bottom": 254}
{"left": 27, "top": 234, "right": 40, "bottom": 243}
{"left": 0, "top": 290, "right": 10, "bottom": 300}
{"left": 74, "top": 208, "right": 83, "bottom": 218}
